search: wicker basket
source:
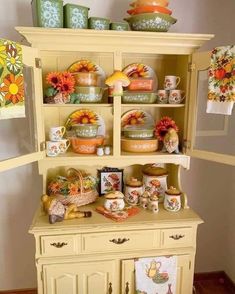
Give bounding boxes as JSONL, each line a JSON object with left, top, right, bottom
{"left": 54, "top": 168, "right": 98, "bottom": 207}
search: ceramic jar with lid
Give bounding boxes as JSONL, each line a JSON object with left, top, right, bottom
{"left": 148, "top": 193, "right": 159, "bottom": 213}
{"left": 104, "top": 191, "right": 125, "bottom": 212}
{"left": 124, "top": 177, "right": 143, "bottom": 205}
{"left": 164, "top": 186, "right": 181, "bottom": 212}
{"left": 142, "top": 164, "right": 168, "bottom": 203}
{"left": 139, "top": 191, "right": 149, "bottom": 209}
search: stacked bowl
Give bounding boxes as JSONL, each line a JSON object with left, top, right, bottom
{"left": 124, "top": 0, "right": 177, "bottom": 32}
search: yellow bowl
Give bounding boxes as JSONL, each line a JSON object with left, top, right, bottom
{"left": 121, "top": 138, "right": 158, "bottom": 153}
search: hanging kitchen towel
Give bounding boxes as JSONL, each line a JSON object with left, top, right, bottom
{"left": 207, "top": 45, "right": 235, "bottom": 115}
{"left": 135, "top": 256, "right": 177, "bottom": 294}
{"left": 0, "top": 39, "right": 25, "bottom": 119}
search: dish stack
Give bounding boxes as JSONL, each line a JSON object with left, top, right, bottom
{"left": 125, "top": 0, "right": 177, "bottom": 32}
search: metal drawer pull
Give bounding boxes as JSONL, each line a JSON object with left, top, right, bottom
{"left": 169, "top": 234, "right": 185, "bottom": 240}
{"left": 50, "top": 242, "right": 68, "bottom": 248}
{"left": 108, "top": 282, "right": 113, "bottom": 294}
{"left": 109, "top": 238, "right": 130, "bottom": 244}
{"left": 125, "top": 282, "right": 130, "bottom": 294}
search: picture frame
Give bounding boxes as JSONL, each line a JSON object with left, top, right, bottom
{"left": 98, "top": 167, "right": 124, "bottom": 195}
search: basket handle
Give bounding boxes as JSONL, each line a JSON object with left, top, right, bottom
{"left": 66, "top": 168, "right": 84, "bottom": 195}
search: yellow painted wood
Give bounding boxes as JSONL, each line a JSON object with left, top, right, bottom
{"left": 161, "top": 227, "right": 194, "bottom": 248}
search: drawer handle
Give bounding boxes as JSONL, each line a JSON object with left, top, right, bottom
{"left": 50, "top": 242, "right": 68, "bottom": 248}
{"left": 109, "top": 238, "right": 130, "bottom": 245}
{"left": 108, "top": 282, "right": 113, "bottom": 294}
{"left": 169, "top": 234, "right": 185, "bottom": 240}
{"left": 125, "top": 282, "right": 130, "bottom": 294}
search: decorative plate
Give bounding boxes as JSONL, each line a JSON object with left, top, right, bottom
{"left": 67, "top": 59, "right": 106, "bottom": 86}
{"left": 121, "top": 109, "right": 154, "bottom": 129}
{"left": 122, "top": 63, "right": 158, "bottom": 91}
{"left": 65, "top": 109, "right": 105, "bottom": 136}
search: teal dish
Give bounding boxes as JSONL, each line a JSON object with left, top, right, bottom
{"left": 31, "top": 0, "right": 63, "bottom": 28}
{"left": 88, "top": 17, "right": 110, "bottom": 30}
{"left": 124, "top": 13, "right": 177, "bottom": 32}
{"left": 64, "top": 4, "right": 89, "bottom": 29}
{"left": 110, "top": 22, "right": 129, "bottom": 31}
{"left": 122, "top": 92, "right": 157, "bottom": 104}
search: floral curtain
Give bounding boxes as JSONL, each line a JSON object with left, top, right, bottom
{"left": 0, "top": 39, "right": 25, "bottom": 119}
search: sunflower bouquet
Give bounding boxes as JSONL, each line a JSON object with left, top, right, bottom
{"left": 44, "top": 71, "right": 80, "bottom": 104}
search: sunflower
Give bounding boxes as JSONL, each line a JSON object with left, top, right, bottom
{"left": 0, "top": 44, "right": 6, "bottom": 67}
{"left": 57, "top": 77, "right": 75, "bottom": 95}
{"left": 68, "top": 60, "right": 97, "bottom": 73}
{"left": 46, "top": 72, "right": 61, "bottom": 87}
{"left": 70, "top": 109, "right": 98, "bottom": 124}
{"left": 0, "top": 74, "right": 25, "bottom": 104}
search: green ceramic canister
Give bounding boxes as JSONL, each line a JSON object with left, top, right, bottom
{"left": 110, "top": 22, "right": 129, "bottom": 31}
{"left": 64, "top": 4, "right": 89, "bottom": 29}
{"left": 31, "top": 0, "right": 63, "bottom": 28}
{"left": 88, "top": 17, "right": 110, "bottom": 30}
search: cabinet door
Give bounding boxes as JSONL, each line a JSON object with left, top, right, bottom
{"left": 43, "top": 260, "right": 118, "bottom": 294}
{"left": 186, "top": 51, "right": 235, "bottom": 166}
{"left": 0, "top": 45, "right": 44, "bottom": 172}
{"left": 122, "top": 255, "right": 193, "bottom": 294}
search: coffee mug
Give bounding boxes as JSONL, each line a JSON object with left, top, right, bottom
{"left": 168, "top": 90, "right": 185, "bottom": 104}
{"left": 58, "top": 139, "right": 70, "bottom": 154}
{"left": 46, "top": 141, "right": 60, "bottom": 157}
{"left": 156, "top": 90, "right": 168, "bottom": 104}
{"left": 164, "top": 75, "right": 181, "bottom": 90}
{"left": 49, "top": 126, "right": 66, "bottom": 141}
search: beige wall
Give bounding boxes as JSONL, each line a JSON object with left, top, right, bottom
{"left": 0, "top": 0, "right": 234, "bottom": 290}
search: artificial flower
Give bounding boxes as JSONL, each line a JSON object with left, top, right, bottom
{"left": 57, "top": 77, "right": 75, "bottom": 95}
{"left": 155, "top": 116, "right": 179, "bottom": 141}
{"left": 70, "top": 109, "right": 98, "bottom": 124}
{"left": 6, "top": 49, "right": 21, "bottom": 74}
{"left": 0, "top": 73, "right": 25, "bottom": 104}
{"left": 0, "top": 44, "right": 6, "bottom": 67}
{"left": 46, "top": 72, "right": 61, "bottom": 88}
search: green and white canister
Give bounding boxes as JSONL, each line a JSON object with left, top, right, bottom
{"left": 31, "top": 0, "right": 63, "bottom": 28}
{"left": 64, "top": 4, "right": 89, "bottom": 29}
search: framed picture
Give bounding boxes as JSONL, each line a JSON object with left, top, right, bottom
{"left": 98, "top": 167, "right": 124, "bottom": 195}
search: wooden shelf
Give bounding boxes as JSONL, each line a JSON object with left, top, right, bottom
{"left": 121, "top": 104, "right": 185, "bottom": 108}
{"left": 43, "top": 103, "right": 112, "bottom": 108}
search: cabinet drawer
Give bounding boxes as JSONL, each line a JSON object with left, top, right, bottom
{"left": 161, "top": 228, "right": 194, "bottom": 248}
{"left": 40, "top": 235, "right": 81, "bottom": 256}
{"left": 82, "top": 230, "right": 160, "bottom": 253}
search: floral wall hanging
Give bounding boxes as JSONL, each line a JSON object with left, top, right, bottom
{"left": 0, "top": 39, "right": 25, "bottom": 119}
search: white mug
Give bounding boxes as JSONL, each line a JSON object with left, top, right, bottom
{"left": 164, "top": 75, "right": 181, "bottom": 90}
{"left": 156, "top": 90, "right": 168, "bottom": 104}
{"left": 49, "top": 126, "right": 66, "bottom": 141}
{"left": 46, "top": 141, "right": 60, "bottom": 157}
{"left": 58, "top": 139, "right": 70, "bottom": 154}
{"left": 168, "top": 90, "right": 185, "bottom": 104}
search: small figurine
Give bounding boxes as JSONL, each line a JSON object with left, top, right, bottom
{"left": 105, "top": 70, "right": 130, "bottom": 96}
{"left": 41, "top": 194, "right": 92, "bottom": 224}
{"left": 163, "top": 127, "right": 179, "bottom": 154}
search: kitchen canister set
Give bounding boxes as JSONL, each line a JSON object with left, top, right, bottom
{"left": 32, "top": 0, "right": 129, "bottom": 30}
{"left": 124, "top": 164, "right": 182, "bottom": 213}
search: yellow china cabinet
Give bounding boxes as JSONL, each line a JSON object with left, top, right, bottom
{"left": 1, "top": 27, "right": 233, "bottom": 294}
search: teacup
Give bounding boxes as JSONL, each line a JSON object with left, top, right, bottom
{"left": 58, "top": 139, "right": 70, "bottom": 154}
{"left": 49, "top": 126, "right": 66, "bottom": 141}
{"left": 168, "top": 90, "right": 185, "bottom": 104}
{"left": 46, "top": 140, "right": 70, "bottom": 157}
{"left": 164, "top": 75, "right": 181, "bottom": 90}
{"left": 156, "top": 90, "right": 168, "bottom": 104}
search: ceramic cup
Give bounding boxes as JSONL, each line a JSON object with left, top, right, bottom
{"left": 58, "top": 139, "right": 70, "bottom": 154}
{"left": 156, "top": 90, "right": 168, "bottom": 104}
{"left": 46, "top": 141, "right": 60, "bottom": 157}
{"left": 49, "top": 126, "right": 66, "bottom": 141}
{"left": 164, "top": 75, "right": 181, "bottom": 90}
{"left": 168, "top": 90, "right": 186, "bottom": 104}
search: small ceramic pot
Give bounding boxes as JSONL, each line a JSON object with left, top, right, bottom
{"left": 104, "top": 191, "right": 125, "bottom": 212}
{"left": 64, "top": 4, "right": 89, "bottom": 29}
{"left": 164, "top": 186, "right": 181, "bottom": 212}
{"left": 72, "top": 124, "right": 99, "bottom": 138}
{"left": 88, "top": 17, "right": 110, "bottom": 30}
{"left": 124, "top": 178, "right": 143, "bottom": 206}
{"left": 148, "top": 194, "right": 159, "bottom": 213}
{"left": 139, "top": 192, "right": 149, "bottom": 209}
{"left": 110, "top": 22, "right": 129, "bottom": 31}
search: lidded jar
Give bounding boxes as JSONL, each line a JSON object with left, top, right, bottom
{"left": 148, "top": 192, "right": 159, "bottom": 213}
{"left": 104, "top": 191, "right": 125, "bottom": 212}
{"left": 164, "top": 186, "right": 181, "bottom": 212}
{"left": 124, "top": 177, "right": 143, "bottom": 206}
{"left": 142, "top": 164, "right": 168, "bottom": 203}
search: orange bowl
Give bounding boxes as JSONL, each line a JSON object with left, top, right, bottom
{"left": 130, "top": 0, "right": 169, "bottom": 8}
{"left": 69, "top": 136, "right": 104, "bottom": 154}
{"left": 127, "top": 5, "right": 172, "bottom": 15}
{"left": 121, "top": 138, "right": 158, "bottom": 153}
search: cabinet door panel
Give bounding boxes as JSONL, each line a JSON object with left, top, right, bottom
{"left": 187, "top": 51, "right": 235, "bottom": 166}
{"left": 43, "top": 260, "right": 117, "bottom": 294}
{"left": 0, "top": 45, "right": 44, "bottom": 172}
{"left": 122, "top": 255, "right": 192, "bottom": 294}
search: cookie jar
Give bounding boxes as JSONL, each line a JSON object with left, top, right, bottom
{"left": 164, "top": 186, "right": 181, "bottom": 212}
{"left": 104, "top": 191, "right": 125, "bottom": 212}
{"left": 124, "top": 177, "right": 143, "bottom": 205}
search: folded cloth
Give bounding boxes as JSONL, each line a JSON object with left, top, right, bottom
{"left": 0, "top": 39, "right": 25, "bottom": 119}
{"left": 207, "top": 45, "right": 235, "bottom": 115}
{"left": 96, "top": 206, "right": 140, "bottom": 222}
{"left": 135, "top": 256, "right": 177, "bottom": 294}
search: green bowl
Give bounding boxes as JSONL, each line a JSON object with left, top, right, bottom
{"left": 124, "top": 13, "right": 177, "bottom": 32}
{"left": 75, "top": 86, "right": 104, "bottom": 103}
{"left": 110, "top": 22, "right": 129, "bottom": 31}
{"left": 64, "top": 4, "right": 89, "bottom": 29}
{"left": 88, "top": 17, "right": 110, "bottom": 30}
{"left": 122, "top": 91, "right": 157, "bottom": 104}
{"left": 123, "top": 126, "right": 154, "bottom": 139}
{"left": 72, "top": 124, "right": 99, "bottom": 138}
